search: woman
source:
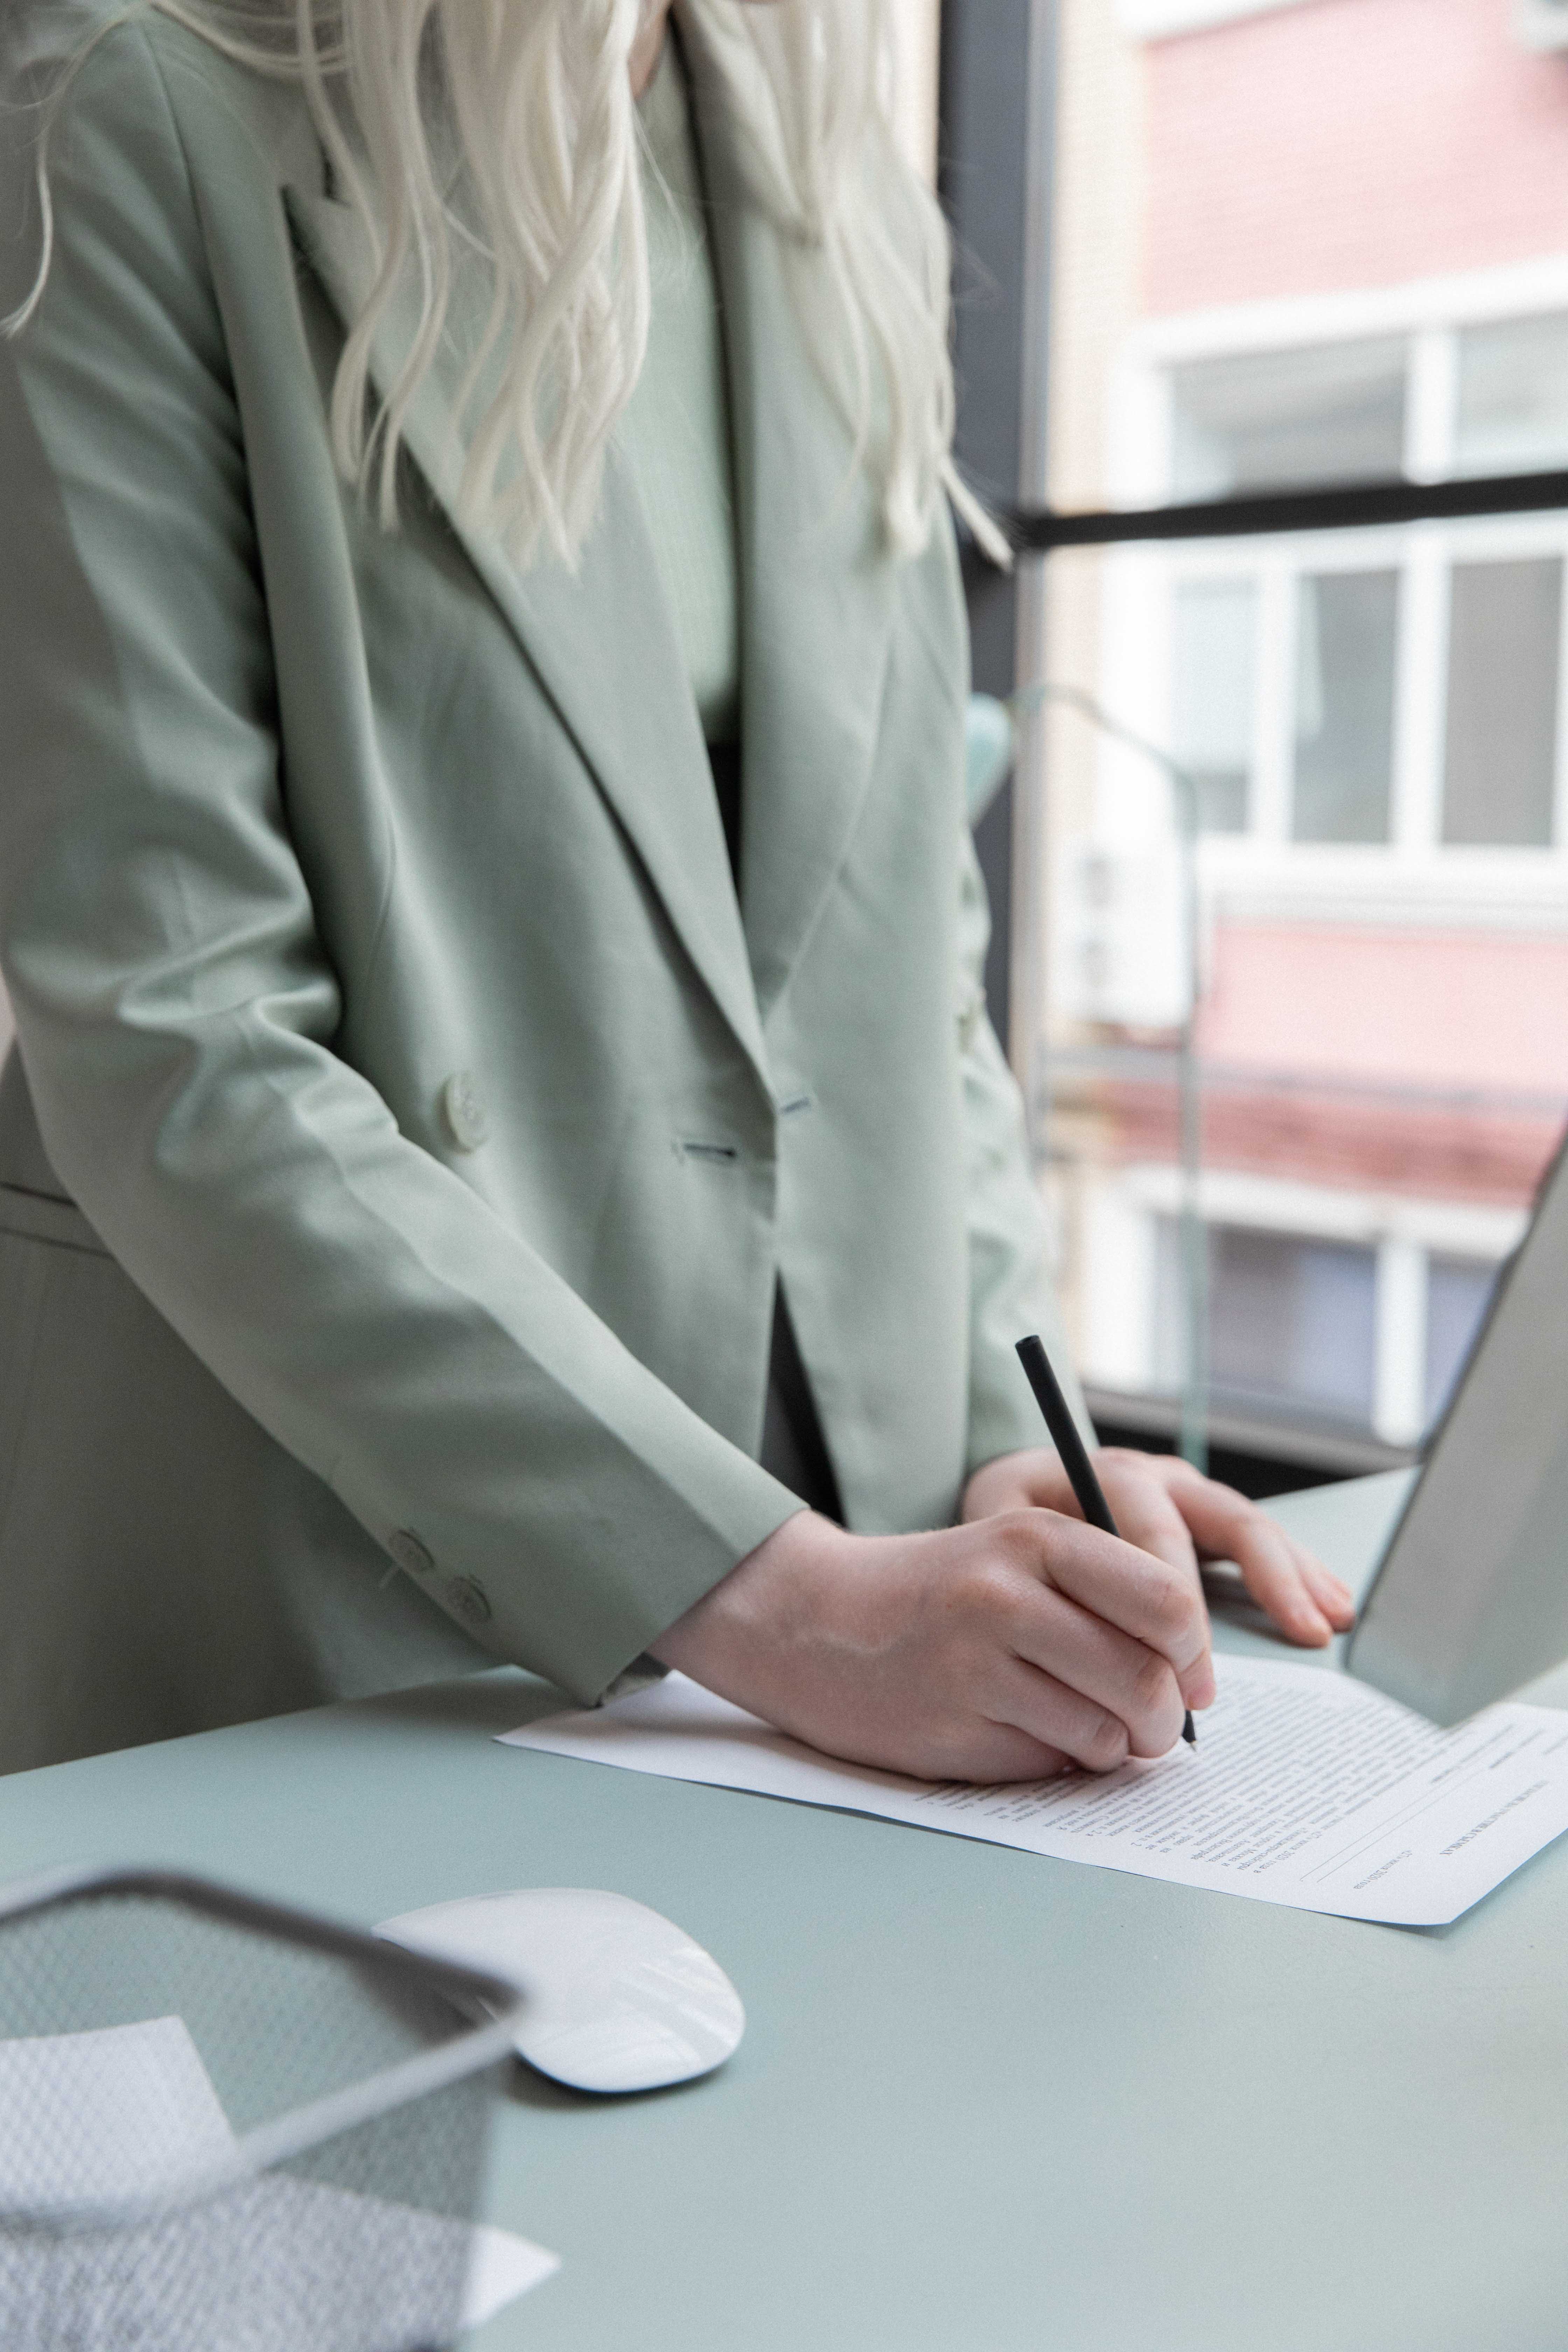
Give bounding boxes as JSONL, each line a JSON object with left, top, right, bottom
{"left": 0, "top": 0, "right": 1351, "bottom": 1776}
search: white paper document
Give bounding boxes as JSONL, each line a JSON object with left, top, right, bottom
{"left": 0, "top": 2016, "right": 234, "bottom": 2209}
{"left": 503, "top": 1656, "right": 1568, "bottom": 1925}
{"left": 0, "top": 2013, "right": 558, "bottom": 2348}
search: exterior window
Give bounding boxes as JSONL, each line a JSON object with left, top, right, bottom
{"left": 1292, "top": 570, "right": 1400, "bottom": 843}
{"left": 1170, "top": 339, "right": 1406, "bottom": 500}
{"left": 1171, "top": 578, "right": 1256, "bottom": 833}
{"left": 1155, "top": 1223, "right": 1378, "bottom": 1427}
{"left": 1424, "top": 1256, "right": 1498, "bottom": 1428}
{"left": 1456, "top": 314, "right": 1568, "bottom": 476}
{"left": 1442, "top": 557, "right": 1561, "bottom": 847}
{"left": 1031, "top": 0, "right": 1568, "bottom": 1472}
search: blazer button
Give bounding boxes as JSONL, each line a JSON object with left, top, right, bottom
{"left": 441, "top": 1071, "right": 489, "bottom": 1152}
{"left": 446, "top": 1575, "right": 492, "bottom": 1627}
{"left": 388, "top": 1529, "right": 434, "bottom": 1578}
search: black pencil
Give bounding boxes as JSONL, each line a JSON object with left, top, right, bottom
{"left": 1015, "top": 1333, "right": 1196, "bottom": 1748}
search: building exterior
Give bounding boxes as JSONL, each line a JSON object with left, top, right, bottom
{"left": 1029, "top": 0, "right": 1568, "bottom": 1456}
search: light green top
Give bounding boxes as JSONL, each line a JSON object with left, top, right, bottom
{"left": 621, "top": 35, "right": 741, "bottom": 747}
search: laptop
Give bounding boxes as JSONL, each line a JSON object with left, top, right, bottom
{"left": 1347, "top": 1126, "right": 1568, "bottom": 1726}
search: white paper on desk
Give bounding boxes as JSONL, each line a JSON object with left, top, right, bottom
{"left": 0, "top": 2013, "right": 558, "bottom": 2346}
{"left": 0, "top": 2016, "right": 233, "bottom": 2208}
{"left": 502, "top": 1656, "right": 1568, "bottom": 1926}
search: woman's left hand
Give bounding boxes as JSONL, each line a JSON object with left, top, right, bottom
{"left": 961, "top": 1447, "right": 1356, "bottom": 1648}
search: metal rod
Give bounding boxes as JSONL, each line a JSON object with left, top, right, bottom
{"left": 1009, "top": 681, "right": 1209, "bottom": 1473}
{"left": 1003, "top": 467, "right": 1568, "bottom": 553}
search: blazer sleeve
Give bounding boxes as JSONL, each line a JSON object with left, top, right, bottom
{"left": 0, "top": 24, "right": 800, "bottom": 1704}
{"left": 953, "top": 820, "right": 1094, "bottom": 1475}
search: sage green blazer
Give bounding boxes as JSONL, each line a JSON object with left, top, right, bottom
{"left": 0, "top": 4, "right": 1076, "bottom": 1771}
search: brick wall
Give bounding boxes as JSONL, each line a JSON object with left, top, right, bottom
{"left": 1196, "top": 923, "right": 1568, "bottom": 1094}
{"left": 1145, "top": 0, "right": 1568, "bottom": 313}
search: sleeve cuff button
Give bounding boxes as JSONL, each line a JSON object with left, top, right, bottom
{"left": 388, "top": 1529, "right": 435, "bottom": 1578}
{"left": 445, "top": 1575, "right": 493, "bottom": 1626}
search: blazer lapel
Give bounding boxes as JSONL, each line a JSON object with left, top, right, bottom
{"left": 282, "top": 181, "right": 770, "bottom": 1091}
{"left": 679, "top": 11, "right": 899, "bottom": 1023}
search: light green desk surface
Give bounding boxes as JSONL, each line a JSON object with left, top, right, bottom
{"left": 5, "top": 1470, "right": 1568, "bottom": 2351}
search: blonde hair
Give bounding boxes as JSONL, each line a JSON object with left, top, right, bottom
{"left": 12, "top": 0, "right": 1010, "bottom": 567}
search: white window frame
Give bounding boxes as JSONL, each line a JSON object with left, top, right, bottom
{"left": 1095, "top": 262, "right": 1568, "bottom": 913}
{"left": 1085, "top": 1163, "right": 1527, "bottom": 1444}
{"left": 1114, "top": 0, "right": 1317, "bottom": 40}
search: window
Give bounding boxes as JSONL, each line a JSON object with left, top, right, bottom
{"left": 1424, "top": 1256, "right": 1498, "bottom": 1426}
{"left": 1156, "top": 1221, "right": 1378, "bottom": 1427}
{"left": 1442, "top": 558, "right": 1562, "bottom": 847}
{"left": 1291, "top": 569, "right": 1399, "bottom": 844}
{"left": 1456, "top": 314, "right": 1568, "bottom": 476}
{"left": 1026, "top": 0, "right": 1568, "bottom": 1469}
{"left": 1171, "top": 340, "right": 1407, "bottom": 501}
{"left": 1162, "top": 517, "right": 1567, "bottom": 861}
{"left": 1171, "top": 579, "right": 1256, "bottom": 833}
{"left": 1154, "top": 331, "right": 1568, "bottom": 862}
{"left": 1136, "top": 1197, "right": 1516, "bottom": 1445}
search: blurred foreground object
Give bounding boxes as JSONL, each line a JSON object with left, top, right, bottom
{"left": 0, "top": 1866, "right": 548, "bottom": 2351}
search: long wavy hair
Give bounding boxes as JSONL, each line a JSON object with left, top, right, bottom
{"left": 12, "top": 0, "right": 1007, "bottom": 569}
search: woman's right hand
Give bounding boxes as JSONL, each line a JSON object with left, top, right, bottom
{"left": 648, "top": 1507, "right": 1215, "bottom": 1783}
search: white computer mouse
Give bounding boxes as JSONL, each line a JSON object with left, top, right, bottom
{"left": 374, "top": 1888, "right": 745, "bottom": 2095}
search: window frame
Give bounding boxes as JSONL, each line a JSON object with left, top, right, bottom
{"left": 1114, "top": 0, "right": 1315, "bottom": 37}
{"left": 1112, "top": 513, "right": 1568, "bottom": 866}
{"left": 1082, "top": 1160, "right": 1528, "bottom": 1447}
{"left": 1082, "top": 274, "right": 1568, "bottom": 886}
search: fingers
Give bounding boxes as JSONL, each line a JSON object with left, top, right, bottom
{"left": 1003, "top": 1511, "right": 1214, "bottom": 1706}
{"left": 1156, "top": 1469, "right": 1354, "bottom": 1645}
{"left": 999, "top": 1587, "right": 1190, "bottom": 1761}
{"left": 677, "top": 1508, "right": 1213, "bottom": 1784}
{"left": 1294, "top": 1542, "right": 1357, "bottom": 1630}
{"left": 984, "top": 1449, "right": 1359, "bottom": 1649}
{"left": 922, "top": 1713, "right": 1078, "bottom": 1783}
{"left": 987, "top": 1659, "right": 1133, "bottom": 1774}
{"left": 1095, "top": 1460, "right": 1199, "bottom": 1576}
{"left": 961, "top": 1448, "right": 1060, "bottom": 1523}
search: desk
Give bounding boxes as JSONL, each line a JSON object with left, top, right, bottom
{"left": 2, "top": 1470, "right": 1566, "bottom": 2352}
